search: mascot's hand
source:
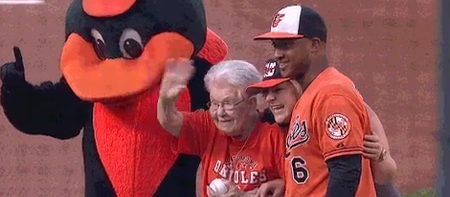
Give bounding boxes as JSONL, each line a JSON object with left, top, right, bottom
{"left": 1, "top": 46, "right": 26, "bottom": 84}
{"left": 160, "top": 58, "right": 195, "bottom": 101}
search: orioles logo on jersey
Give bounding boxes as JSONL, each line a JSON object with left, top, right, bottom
{"left": 325, "top": 113, "right": 350, "bottom": 140}
{"left": 286, "top": 115, "right": 309, "bottom": 152}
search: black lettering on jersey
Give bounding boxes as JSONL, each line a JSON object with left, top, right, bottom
{"left": 285, "top": 115, "right": 309, "bottom": 151}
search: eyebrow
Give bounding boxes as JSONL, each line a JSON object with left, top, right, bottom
{"left": 210, "top": 97, "right": 234, "bottom": 102}
{"left": 268, "top": 86, "right": 285, "bottom": 91}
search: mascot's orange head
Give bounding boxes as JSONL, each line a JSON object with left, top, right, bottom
{"left": 60, "top": 0, "right": 217, "bottom": 103}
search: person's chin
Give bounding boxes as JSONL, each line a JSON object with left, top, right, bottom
{"left": 221, "top": 130, "right": 237, "bottom": 137}
{"left": 218, "top": 125, "right": 234, "bottom": 134}
{"left": 275, "top": 116, "right": 291, "bottom": 128}
{"left": 275, "top": 114, "right": 288, "bottom": 123}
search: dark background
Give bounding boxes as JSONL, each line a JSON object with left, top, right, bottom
{"left": 0, "top": 0, "right": 438, "bottom": 196}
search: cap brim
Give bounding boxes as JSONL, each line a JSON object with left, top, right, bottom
{"left": 245, "top": 78, "right": 290, "bottom": 95}
{"left": 254, "top": 32, "right": 304, "bottom": 40}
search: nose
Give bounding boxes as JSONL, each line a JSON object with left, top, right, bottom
{"left": 265, "top": 91, "right": 276, "bottom": 102}
{"left": 274, "top": 49, "right": 284, "bottom": 61}
{"left": 216, "top": 106, "right": 227, "bottom": 116}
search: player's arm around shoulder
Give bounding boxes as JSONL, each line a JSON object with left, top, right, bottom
{"left": 313, "top": 84, "right": 370, "bottom": 197}
{"left": 364, "top": 103, "right": 398, "bottom": 184}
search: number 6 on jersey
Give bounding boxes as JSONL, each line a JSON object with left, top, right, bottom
{"left": 291, "top": 156, "right": 309, "bottom": 184}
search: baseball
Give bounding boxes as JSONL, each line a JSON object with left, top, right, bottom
{"left": 209, "top": 178, "right": 228, "bottom": 194}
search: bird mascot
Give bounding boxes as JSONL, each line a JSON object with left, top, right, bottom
{"left": 0, "top": 0, "right": 228, "bottom": 196}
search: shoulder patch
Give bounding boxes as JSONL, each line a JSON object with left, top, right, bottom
{"left": 325, "top": 113, "right": 350, "bottom": 140}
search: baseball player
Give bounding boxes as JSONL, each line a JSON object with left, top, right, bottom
{"left": 254, "top": 4, "right": 377, "bottom": 197}
{"left": 247, "top": 59, "right": 400, "bottom": 197}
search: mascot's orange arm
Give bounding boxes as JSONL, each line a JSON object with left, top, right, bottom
{"left": 198, "top": 28, "right": 228, "bottom": 65}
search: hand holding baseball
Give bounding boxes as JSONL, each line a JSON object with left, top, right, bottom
{"left": 207, "top": 178, "right": 246, "bottom": 197}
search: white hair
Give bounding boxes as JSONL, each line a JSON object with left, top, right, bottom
{"left": 204, "top": 60, "right": 262, "bottom": 96}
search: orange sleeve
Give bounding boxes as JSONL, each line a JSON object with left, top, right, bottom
{"left": 314, "top": 95, "right": 366, "bottom": 161}
{"left": 178, "top": 110, "right": 214, "bottom": 156}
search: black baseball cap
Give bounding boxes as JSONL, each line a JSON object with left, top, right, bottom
{"left": 246, "top": 58, "right": 290, "bottom": 95}
{"left": 254, "top": 4, "right": 327, "bottom": 42}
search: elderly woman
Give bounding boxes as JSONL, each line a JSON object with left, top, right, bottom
{"left": 247, "top": 59, "right": 400, "bottom": 197}
{"left": 157, "top": 59, "right": 285, "bottom": 197}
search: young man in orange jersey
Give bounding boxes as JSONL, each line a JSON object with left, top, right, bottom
{"left": 247, "top": 59, "right": 400, "bottom": 197}
{"left": 254, "top": 5, "right": 377, "bottom": 197}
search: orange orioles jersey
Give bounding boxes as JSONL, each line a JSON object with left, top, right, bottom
{"left": 284, "top": 67, "right": 376, "bottom": 197}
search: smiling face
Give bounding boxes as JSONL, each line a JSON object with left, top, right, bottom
{"left": 208, "top": 81, "right": 256, "bottom": 136}
{"left": 262, "top": 81, "right": 299, "bottom": 124}
{"left": 272, "top": 38, "right": 312, "bottom": 79}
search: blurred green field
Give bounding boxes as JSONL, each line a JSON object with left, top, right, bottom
{"left": 403, "top": 189, "right": 435, "bottom": 197}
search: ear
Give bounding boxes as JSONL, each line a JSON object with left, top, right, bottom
{"left": 309, "top": 37, "right": 322, "bottom": 56}
{"left": 247, "top": 95, "right": 258, "bottom": 112}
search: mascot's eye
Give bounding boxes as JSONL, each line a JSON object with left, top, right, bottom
{"left": 119, "top": 28, "right": 143, "bottom": 59}
{"left": 91, "top": 28, "right": 106, "bottom": 60}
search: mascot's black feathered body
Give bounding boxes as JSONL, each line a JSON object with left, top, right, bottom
{"left": 0, "top": 0, "right": 228, "bottom": 196}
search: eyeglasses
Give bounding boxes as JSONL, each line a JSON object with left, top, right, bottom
{"left": 207, "top": 99, "right": 245, "bottom": 111}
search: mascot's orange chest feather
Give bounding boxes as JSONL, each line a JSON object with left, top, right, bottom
{"left": 93, "top": 86, "right": 191, "bottom": 197}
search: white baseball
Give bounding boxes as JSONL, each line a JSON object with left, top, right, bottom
{"left": 209, "top": 178, "right": 228, "bottom": 194}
